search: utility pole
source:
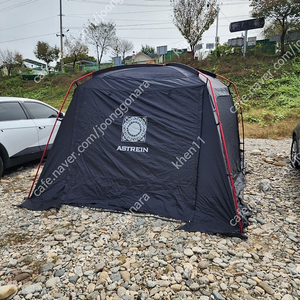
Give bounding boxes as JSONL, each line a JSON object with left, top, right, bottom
{"left": 60, "top": 0, "right": 64, "bottom": 72}
{"left": 243, "top": 30, "right": 248, "bottom": 57}
{"left": 208, "top": 1, "right": 220, "bottom": 49}
{"left": 215, "top": 6, "right": 220, "bottom": 48}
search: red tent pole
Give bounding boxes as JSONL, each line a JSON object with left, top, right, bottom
{"left": 198, "top": 71, "right": 243, "bottom": 234}
{"left": 27, "top": 72, "right": 93, "bottom": 200}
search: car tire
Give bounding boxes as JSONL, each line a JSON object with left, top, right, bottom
{"left": 0, "top": 155, "right": 3, "bottom": 177}
{"left": 291, "top": 137, "right": 300, "bottom": 168}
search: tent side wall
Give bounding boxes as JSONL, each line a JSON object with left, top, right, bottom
{"left": 181, "top": 78, "right": 242, "bottom": 235}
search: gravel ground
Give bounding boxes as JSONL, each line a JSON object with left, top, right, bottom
{"left": 0, "top": 138, "right": 299, "bottom": 300}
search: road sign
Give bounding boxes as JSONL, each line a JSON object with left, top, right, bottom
{"left": 248, "top": 37, "right": 257, "bottom": 46}
{"left": 157, "top": 45, "right": 168, "bottom": 55}
{"left": 113, "top": 57, "right": 122, "bottom": 66}
{"left": 228, "top": 37, "right": 244, "bottom": 47}
{"left": 229, "top": 18, "right": 265, "bottom": 33}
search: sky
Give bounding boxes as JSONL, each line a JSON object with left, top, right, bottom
{"left": 0, "top": 0, "right": 264, "bottom": 64}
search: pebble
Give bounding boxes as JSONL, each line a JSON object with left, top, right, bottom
{"left": 198, "top": 260, "right": 210, "bottom": 269}
{"left": 20, "top": 284, "right": 42, "bottom": 295}
{"left": 259, "top": 281, "right": 275, "bottom": 294}
{"left": 0, "top": 138, "right": 299, "bottom": 299}
{"left": 0, "top": 285, "right": 18, "bottom": 299}
{"left": 212, "top": 289, "right": 225, "bottom": 300}
{"left": 45, "top": 277, "right": 60, "bottom": 288}
{"left": 117, "top": 287, "right": 126, "bottom": 297}
{"left": 282, "top": 295, "right": 294, "bottom": 300}
{"left": 183, "top": 248, "right": 194, "bottom": 256}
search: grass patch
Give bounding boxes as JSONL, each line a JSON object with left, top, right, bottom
{"left": 1, "top": 54, "right": 299, "bottom": 139}
{"left": 21, "top": 256, "right": 46, "bottom": 274}
{"left": 1, "top": 232, "right": 30, "bottom": 247}
{"left": 244, "top": 117, "right": 296, "bottom": 139}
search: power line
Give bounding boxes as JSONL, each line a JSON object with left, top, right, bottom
{"left": 68, "top": 0, "right": 170, "bottom": 7}
{"left": 66, "top": 11, "right": 171, "bottom": 19}
{"left": 68, "top": 26, "right": 176, "bottom": 31}
{"left": 117, "top": 27, "right": 176, "bottom": 31}
{"left": 0, "top": 16, "right": 57, "bottom": 32}
{"left": 118, "top": 36, "right": 180, "bottom": 40}
{"left": 0, "top": 32, "right": 57, "bottom": 44}
{"left": 116, "top": 22, "right": 172, "bottom": 27}
{"left": 0, "top": 0, "right": 38, "bottom": 13}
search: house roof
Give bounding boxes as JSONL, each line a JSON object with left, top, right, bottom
{"left": 76, "top": 60, "right": 97, "bottom": 65}
{"left": 147, "top": 53, "right": 159, "bottom": 59}
{"left": 24, "top": 58, "right": 46, "bottom": 68}
{"left": 124, "top": 52, "right": 160, "bottom": 61}
{"left": 124, "top": 55, "right": 132, "bottom": 61}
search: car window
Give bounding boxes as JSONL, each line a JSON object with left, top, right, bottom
{"left": 0, "top": 102, "right": 28, "bottom": 121}
{"left": 25, "top": 102, "right": 58, "bottom": 119}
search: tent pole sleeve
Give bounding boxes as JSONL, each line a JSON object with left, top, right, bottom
{"left": 216, "top": 74, "right": 245, "bottom": 169}
{"left": 198, "top": 71, "right": 243, "bottom": 234}
{"left": 26, "top": 72, "right": 94, "bottom": 200}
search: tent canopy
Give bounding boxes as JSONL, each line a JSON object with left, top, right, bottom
{"left": 20, "top": 63, "right": 250, "bottom": 238}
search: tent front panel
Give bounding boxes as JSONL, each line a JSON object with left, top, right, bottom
{"left": 21, "top": 66, "right": 207, "bottom": 225}
{"left": 20, "top": 64, "right": 246, "bottom": 235}
{"left": 61, "top": 82, "right": 204, "bottom": 222}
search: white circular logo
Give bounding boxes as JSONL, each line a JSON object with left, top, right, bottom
{"left": 122, "top": 116, "right": 147, "bottom": 143}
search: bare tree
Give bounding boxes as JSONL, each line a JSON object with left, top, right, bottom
{"left": 64, "top": 34, "right": 89, "bottom": 71}
{"left": 0, "top": 49, "right": 23, "bottom": 75}
{"left": 84, "top": 20, "right": 116, "bottom": 67}
{"left": 120, "top": 39, "right": 134, "bottom": 63}
{"left": 171, "top": 0, "right": 218, "bottom": 55}
{"left": 111, "top": 38, "right": 134, "bottom": 63}
{"left": 111, "top": 37, "right": 121, "bottom": 58}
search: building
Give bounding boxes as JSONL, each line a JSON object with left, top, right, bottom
{"left": 125, "top": 52, "right": 162, "bottom": 64}
{"left": 23, "top": 58, "right": 47, "bottom": 70}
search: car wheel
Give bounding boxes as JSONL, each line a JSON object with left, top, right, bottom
{"left": 0, "top": 155, "right": 3, "bottom": 177}
{"left": 291, "top": 137, "right": 300, "bottom": 168}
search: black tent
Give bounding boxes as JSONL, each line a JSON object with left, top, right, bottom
{"left": 20, "top": 63, "right": 250, "bottom": 237}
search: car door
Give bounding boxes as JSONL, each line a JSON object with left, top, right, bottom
{"left": 22, "top": 101, "right": 61, "bottom": 151}
{"left": 0, "top": 102, "right": 40, "bottom": 159}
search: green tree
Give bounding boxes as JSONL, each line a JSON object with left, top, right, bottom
{"left": 34, "top": 41, "right": 60, "bottom": 71}
{"left": 64, "top": 34, "right": 89, "bottom": 71}
{"left": 141, "top": 44, "right": 155, "bottom": 55}
{"left": 171, "top": 0, "right": 218, "bottom": 56}
{"left": 251, "top": 0, "right": 300, "bottom": 56}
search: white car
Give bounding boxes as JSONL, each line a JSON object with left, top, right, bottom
{"left": 0, "top": 97, "right": 63, "bottom": 176}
